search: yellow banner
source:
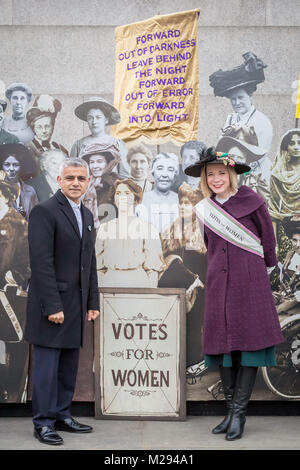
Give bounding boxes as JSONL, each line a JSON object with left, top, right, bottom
{"left": 296, "top": 74, "right": 300, "bottom": 119}
{"left": 111, "top": 9, "right": 200, "bottom": 145}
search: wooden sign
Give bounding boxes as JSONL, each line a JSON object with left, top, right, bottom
{"left": 94, "top": 288, "right": 186, "bottom": 420}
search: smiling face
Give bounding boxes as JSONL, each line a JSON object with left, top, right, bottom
{"left": 152, "top": 157, "right": 177, "bottom": 193}
{"left": 88, "top": 153, "right": 108, "bottom": 178}
{"left": 206, "top": 163, "right": 231, "bottom": 198}
{"left": 10, "top": 90, "right": 30, "bottom": 118}
{"left": 57, "top": 165, "right": 90, "bottom": 204}
{"left": 87, "top": 108, "right": 107, "bottom": 136}
{"left": 2, "top": 155, "right": 21, "bottom": 182}
{"left": 227, "top": 87, "right": 252, "bottom": 116}
{"left": 34, "top": 115, "right": 54, "bottom": 142}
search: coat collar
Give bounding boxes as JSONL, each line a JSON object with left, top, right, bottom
{"left": 55, "top": 189, "right": 85, "bottom": 239}
{"left": 212, "top": 185, "right": 265, "bottom": 218}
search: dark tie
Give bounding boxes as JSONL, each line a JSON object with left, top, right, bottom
{"left": 42, "top": 140, "right": 51, "bottom": 149}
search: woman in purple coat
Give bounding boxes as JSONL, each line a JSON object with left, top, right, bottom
{"left": 185, "top": 147, "right": 283, "bottom": 441}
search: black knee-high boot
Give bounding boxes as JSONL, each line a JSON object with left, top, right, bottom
{"left": 225, "top": 366, "right": 258, "bottom": 441}
{"left": 212, "top": 364, "right": 239, "bottom": 434}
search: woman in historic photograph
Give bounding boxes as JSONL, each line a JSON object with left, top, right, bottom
{"left": 95, "top": 178, "right": 164, "bottom": 288}
{"left": 26, "top": 94, "right": 68, "bottom": 168}
{"left": 0, "top": 99, "right": 19, "bottom": 145}
{"left": 127, "top": 142, "right": 153, "bottom": 192}
{"left": 209, "top": 52, "right": 273, "bottom": 191}
{"left": 268, "top": 129, "right": 300, "bottom": 241}
{"left": 0, "top": 179, "right": 31, "bottom": 402}
{"left": 2, "top": 82, "right": 34, "bottom": 144}
{"left": 179, "top": 140, "right": 207, "bottom": 190}
{"left": 185, "top": 147, "right": 283, "bottom": 440}
{"left": 215, "top": 132, "right": 270, "bottom": 203}
{"left": 273, "top": 216, "right": 300, "bottom": 316}
{"left": 70, "top": 96, "right": 129, "bottom": 178}
{"left": 27, "top": 149, "right": 67, "bottom": 202}
{"left": 81, "top": 142, "right": 121, "bottom": 229}
{"left": 0, "top": 143, "right": 38, "bottom": 219}
{"left": 159, "top": 182, "right": 206, "bottom": 366}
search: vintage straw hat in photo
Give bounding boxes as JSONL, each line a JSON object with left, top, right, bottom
{"left": 184, "top": 146, "right": 251, "bottom": 177}
{"left": 74, "top": 97, "right": 121, "bottom": 125}
{"left": 81, "top": 142, "right": 121, "bottom": 174}
{"left": 209, "top": 52, "right": 267, "bottom": 97}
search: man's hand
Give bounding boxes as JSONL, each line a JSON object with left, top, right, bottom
{"left": 48, "top": 311, "right": 64, "bottom": 324}
{"left": 87, "top": 310, "right": 100, "bottom": 321}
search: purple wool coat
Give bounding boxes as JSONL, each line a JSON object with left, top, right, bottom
{"left": 202, "top": 185, "right": 284, "bottom": 355}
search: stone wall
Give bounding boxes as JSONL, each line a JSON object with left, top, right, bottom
{"left": 1, "top": 0, "right": 299, "bottom": 155}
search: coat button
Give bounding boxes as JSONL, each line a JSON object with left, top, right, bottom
{"left": 222, "top": 268, "right": 227, "bottom": 273}
{"left": 222, "top": 248, "right": 226, "bottom": 252}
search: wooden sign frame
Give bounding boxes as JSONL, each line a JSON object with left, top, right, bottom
{"left": 94, "top": 288, "right": 186, "bottom": 421}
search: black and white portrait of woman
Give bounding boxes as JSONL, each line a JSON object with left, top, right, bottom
{"left": 209, "top": 52, "right": 273, "bottom": 195}
{"left": 27, "top": 148, "right": 67, "bottom": 202}
{"left": 0, "top": 179, "right": 31, "bottom": 403}
{"left": 0, "top": 143, "right": 38, "bottom": 219}
{"left": 0, "top": 99, "right": 19, "bottom": 145}
{"left": 2, "top": 82, "right": 34, "bottom": 144}
{"left": 26, "top": 94, "right": 68, "bottom": 168}
{"left": 269, "top": 129, "right": 300, "bottom": 241}
{"left": 70, "top": 96, "right": 129, "bottom": 178}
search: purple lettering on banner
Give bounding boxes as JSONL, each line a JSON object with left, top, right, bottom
{"left": 119, "top": 25, "right": 196, "bottom": 126}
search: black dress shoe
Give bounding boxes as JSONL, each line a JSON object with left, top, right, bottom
{"left": 55, "top": 417, "right": 93, "bottom": 433}
{"left": 34, "top": 426, "right": 64, "bottom": 445}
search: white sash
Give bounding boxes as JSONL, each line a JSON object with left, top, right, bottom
{"left": 194, "top": 197, "right": 264, "bottom": 258}
{"left": 0, "top": 291, "right": 23, "bottom": 341}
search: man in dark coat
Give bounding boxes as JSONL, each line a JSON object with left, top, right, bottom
{"left": 24, "top": 158, "right": 100, "bottom": 445}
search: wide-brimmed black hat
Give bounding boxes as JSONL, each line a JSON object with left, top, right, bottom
{"left": 209, "top": 52, "right": 266, "bottom": 97}
{"left": 74, "top": 97, "right": 121, "bottom": 125}
{"left": 184, "top": 147, "right": 251, "bottom": 177}
{"left": 0, "top": 143, "right": 37, "bottom": 178}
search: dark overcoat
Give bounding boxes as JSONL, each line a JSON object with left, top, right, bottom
{"left": 202, "top": 185, "right": 283, "bottom": 355}
{"left": 24, "top": 190, "right": 99, "bottom": 348}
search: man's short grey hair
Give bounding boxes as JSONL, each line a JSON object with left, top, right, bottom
{"left": 59, "top": 157, "right": 90, "bottom": 177}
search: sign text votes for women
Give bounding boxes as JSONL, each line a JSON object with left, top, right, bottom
{"left": 111, "top": 9, "right": 200, "bottom": 145}
{"left": 95, "top": 289, "right": 186, "bottom": 420}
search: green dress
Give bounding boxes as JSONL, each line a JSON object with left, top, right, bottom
{"left": 205, "top": 346, "right": 276, "bottom": 368}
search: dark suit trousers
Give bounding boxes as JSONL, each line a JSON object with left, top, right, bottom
{"left": 32, "top": 345, "right": 80, "bottom": 429}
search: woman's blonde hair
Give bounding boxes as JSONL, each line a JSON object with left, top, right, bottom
{"left": 200, "top": 164, "right": 238, "bottom": 198}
